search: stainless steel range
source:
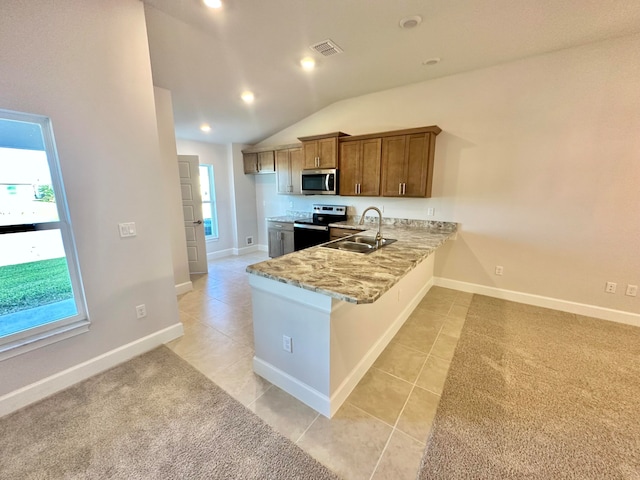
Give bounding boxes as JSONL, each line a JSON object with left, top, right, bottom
{"left": 293, "top": 204, "right": 347, "bottom": 251}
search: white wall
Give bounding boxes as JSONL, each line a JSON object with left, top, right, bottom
{"left": 176, "top": 140, "right": 235, "bottom": 255}
{"left": 0, "top": 0, "right": 180, "bottom": 395}
{"left": 154, "top": 87, "right": 190, "bottom": 288}
{"left": 229, "top": 144, "right": 260, "bottom": 252}
{"left": 257, "top": 34, "right": 640, "bottom": 315}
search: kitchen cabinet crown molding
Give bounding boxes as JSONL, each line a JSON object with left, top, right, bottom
{"left": 242, "top": 142, "right": 302, "bottom": 154}
{"left": 338, "top": 126, "right": 441, "bottom": 143}
{"left": 297, "top": 131, "right": 350, "bottom": 142}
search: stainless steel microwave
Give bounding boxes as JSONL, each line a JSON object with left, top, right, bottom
{"left": 301, "top": 169, "right": 338, "bottom": 195}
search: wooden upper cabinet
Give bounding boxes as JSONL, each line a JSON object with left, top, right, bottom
{"left": 243, "top": 152, "right": 259, "bottom": 174}
{"left": 289, "top": 147, "right": 303, "bottom": 193}
{"left": 275, "top": 150, "right": 290, "bottom": 194}
{"left": 380, "top": 127, "right": 440, "bottom": 198}
{"left": 360, "top": 138, "right": 382, "bottom": 196}
{"left": 298, "top": 132, "right": 349, "bottom": 169}
{"left": 242, "top": 149, "right": 274, "bottom": 174}
{"left": 257, "top": 151, "right": 275, "bottom": 173}
{"left": 275, "top": 146, "right": 303, "bottom": 194}
{"left": 339, "top": 138, "right": 381, "bottom": 196}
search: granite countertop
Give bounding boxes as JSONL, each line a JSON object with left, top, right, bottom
{"left": 266, "top": 215, "right": 308, "bottom": 223}
{"left": 247, "top": 219, "right": 457, "bottom": 304}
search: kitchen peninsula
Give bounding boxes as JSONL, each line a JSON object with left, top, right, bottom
{"left": 246, "top": 219, "right": 457, "bottom": 417}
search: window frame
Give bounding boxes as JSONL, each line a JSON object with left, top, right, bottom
{"left": 0, "top": 109, "right": 88, "bottom": 361}
{"left": 199, "top": 164, "right": 219, "bottom": 241}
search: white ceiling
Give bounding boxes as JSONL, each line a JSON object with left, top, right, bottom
{"left": 143, "top": 0, "right": 640, "bottom": 145}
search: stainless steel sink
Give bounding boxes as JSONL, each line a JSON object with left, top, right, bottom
{"left": 321, "top": 235, "right": 397, "bottom": 254}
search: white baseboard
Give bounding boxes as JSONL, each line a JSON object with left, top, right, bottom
{"left": 207, "top": 245, "right": 266, "bottom": 260}
{"left": 175, "top": 281, "right": 193, "bottom": 296}
{"left": 252, "top": 276, "right": 434, "bottom": 418}
{"left": 328, "top": 278, "right": 433, "bottom": 417}
{"left": 233, "top": 245, "right": 259, "bottom": 255}
{"left": 0, "top": 323, "right": 184, "bottom": 418}
{"left": 253, "top": 357, "right": 331, "bottom": 417}
{"left": 434, "top": 277, "right": 640, "bottom": 327}
{"left": 207, "top": 248, "right": 234, "bottom": 260}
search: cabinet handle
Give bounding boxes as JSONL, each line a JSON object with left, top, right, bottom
{"left": 398, "top": 183, "right": 402, "bottom": 195}
{"left": 358, "top": 183, "right": 361, "bottom": 194}
{"left": 403, "top": 183, "right": 407, "bottom": 195}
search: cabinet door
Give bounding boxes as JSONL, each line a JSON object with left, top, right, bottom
{"left": 317, "top": 137, "right": 337, "bottom": 168}
{"left": 257, "top": 151, "right": 275, "bottom": 174}
{"left": 359, "top": 138, "right": 382, "bottom": 196}
{"left": 282, "top": 230, "right": 295, "bottom": 255}
{"left": 403, "top": 133, "right": 429, "bottom": 197}
{"left": 302, "top": 141, "right": 318, "bottom": 169}
{"left": 380, "top": 135, "right": 406, "bottom": 196}
{"left": 289, "top": 147, "right": 303, "bottom": 195}
{"left": 243, "top": 152, "right": 258, "bottom": 174}
{"left": 268, "top": 229, "right": 283, "bottom": 258}
{"left": 275, "top": 149, "right": 291, "bottom": 194}
{"left": 338, "top": 141, "right": 359, "bottom": 196}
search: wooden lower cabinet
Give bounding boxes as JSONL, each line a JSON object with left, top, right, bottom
{"left": 338, "top": 138, "right": 381, "bottom": 196}
{"left": 275, "top": 147, "right": 303, "bottom": 194}
{"left": 268, "top": 221, "right": 294, "bottom": 257}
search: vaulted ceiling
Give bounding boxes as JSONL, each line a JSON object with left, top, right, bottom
{"left": 143, "top": 0, "right": 640, "bottom": 145}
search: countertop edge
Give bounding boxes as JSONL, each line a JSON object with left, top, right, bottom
{"left": 246, "top": 223, "right": 457, "bottom": 304}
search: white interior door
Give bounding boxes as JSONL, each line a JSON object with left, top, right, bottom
{"left": 178, "top": 155, "right": 208, "bottom": 274}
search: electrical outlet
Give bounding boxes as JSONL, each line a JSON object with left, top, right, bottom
{"left": 118, "top": 222, "right": 137, "bottom": 238}
{"left": 495, "top": 266, "right": 504, "bottom": 276}
{"left": 426, "top": 207, "right": 435, "bottom": 216}
{"left": 605, "top": 282, "right": 617, "bottom": 294}
{"left": 626, "top": 284, "right": 638, "bottom": 297}
{"left": 135, "top": 304, "right": 147, "bottom": 319}
{"left": 246, "top": 236, "right": 254, "bottom": 246}
{"left": 282, "top": 335, "right": 292, "bottom": 353}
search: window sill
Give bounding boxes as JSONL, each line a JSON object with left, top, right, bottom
{"left": 0, "top": 319, "right": 90, "bottom": 361}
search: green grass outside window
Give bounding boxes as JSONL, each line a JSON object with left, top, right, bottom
{"left": 0, "top": 258, "right": 74, "bottom": 316}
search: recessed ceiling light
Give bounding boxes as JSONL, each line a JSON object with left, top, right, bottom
{"left": 203, "top": 0, "right": 222, "bottom": 8}
{"left": 399, "top": 15, "right": 422, "bottom": 29}
{"left": 300, "top": 57, "right": 316, "bottom": 71}
{"left": 200, "top": 124, "right": 211, "bottom": 132}
{"left": 241, "top": 91, "right": 255, "bottom": 104}
{"left": 422, "top": 57, "right": 441, "bottom": 66}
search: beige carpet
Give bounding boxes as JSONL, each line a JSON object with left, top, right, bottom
{"left": 0, "top": 346, "right": 339, "bottom": 480}
{"left": 418, "top": 295, "right": 640, "bottom": 479}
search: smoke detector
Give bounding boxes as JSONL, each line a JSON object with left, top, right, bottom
{"left": 399, "top": 15, "right": 422, "bottom": 29}
{"left": 309, "top": 39, "right": 343, "bottom": 57}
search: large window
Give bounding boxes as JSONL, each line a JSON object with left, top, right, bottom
{"left": 0, "top": 109, "right": 87, "bottom": 360}
{"left": 199, "top": 164, "right": 219, "bottom": 239}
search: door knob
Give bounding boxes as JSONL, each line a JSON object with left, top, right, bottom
{"left": 193, "top": 220, "right": 203, "bottom": 225}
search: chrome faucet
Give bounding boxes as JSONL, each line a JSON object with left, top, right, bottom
{"left": 359, "top": 206, "right": 383, "bottom": 246}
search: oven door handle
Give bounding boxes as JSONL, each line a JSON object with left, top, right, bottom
{"left": 294, "top": 223, "right": 329, "bottom": 231}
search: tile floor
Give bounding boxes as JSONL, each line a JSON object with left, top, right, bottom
{"left": 167, "top": 252, "right": 472, "bottom": 480}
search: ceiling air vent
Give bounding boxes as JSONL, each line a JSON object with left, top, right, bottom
{"left": 310, "top": 39, "right": 343, "bottom": 57}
